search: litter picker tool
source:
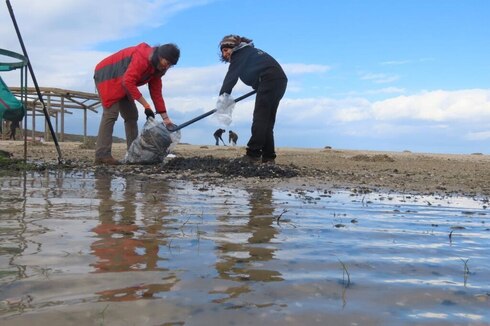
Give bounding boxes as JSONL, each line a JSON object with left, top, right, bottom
{"left": 168, "top": 90, "right": 256, "bottom": 132}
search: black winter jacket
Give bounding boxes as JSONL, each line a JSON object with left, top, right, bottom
{"left": 219, "top": 45, "right": 287, "bottom": 95}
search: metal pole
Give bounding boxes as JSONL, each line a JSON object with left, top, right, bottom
{"left": 6, "top": 0, "right": 63, "bottom": 162}
{"left": 170, "top": 90, "right": 257, "bottom": 132}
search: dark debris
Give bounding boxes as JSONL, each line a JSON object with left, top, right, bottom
{"left": 161, "top": 156, "right": 299, "bottom": 178}
{"left": 1, "top": 154, "right": 303, "bottom": 180}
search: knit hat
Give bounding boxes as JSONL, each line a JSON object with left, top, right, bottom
{"left": 156, "top": 44, "right": 180, "bottom": 65}
{"left": 219, "top": 35, "right": 240, "bottom": 50}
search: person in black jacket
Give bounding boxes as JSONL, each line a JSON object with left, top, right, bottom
{"left": 214, "top": 128, "right": 226, "bottom": 146}
{"left": 218, "top": 35, "right": 287, "bottom": 164}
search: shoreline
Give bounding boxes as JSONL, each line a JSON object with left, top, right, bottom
{"left": 1, "top": 140, "right": 490, "bottom": 197}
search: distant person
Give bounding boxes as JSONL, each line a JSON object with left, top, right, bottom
{"left": 229, "top": 130, "right": 238, "bottom": 146}
{"left": 214, "top": 128, "right": 226, "bottom": 146}
{"left": 93, "top": 42, "right": 180, "bottom": 165}
{"left": 217, "top": 35, "right": 287, "bottom": 164}
{"left": 8, "top": 120, "right": 20, "bottom": 140}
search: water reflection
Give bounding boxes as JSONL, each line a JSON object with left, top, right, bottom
{"left": 90, "top": 174, "right": 176, "bottom": 301}
{"left": 96, "top": 281, "right": 175, "bottom": 302}
{"left": 91, "top": 175, "right": 145, "bottom": 272}
{"left": 1, "top": 172, "right": 489, "bottom": 324}
{"left": 213, "top": 187, "right": 282, "bottom": 303}
{"left": 0, "top": 172, "right": 28, "bottom": 282}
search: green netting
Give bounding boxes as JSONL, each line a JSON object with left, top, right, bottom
{"left": 0, "top": 76, "right": 24, "bottom": 121}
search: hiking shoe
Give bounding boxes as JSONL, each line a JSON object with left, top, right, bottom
{"left": 94, "top": 156, "right": 120, "bottom": 165}
{"left": 239, "top": 155, "right": 261, "bottom": 164}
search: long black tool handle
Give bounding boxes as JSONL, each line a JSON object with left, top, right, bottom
{"left": 170, "top": 90, "right": 257, "bottom": 132}
{"left": 6, "top": 0, "right": 63, "bottom": 162}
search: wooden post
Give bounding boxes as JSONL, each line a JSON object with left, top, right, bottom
{"left": 83, "top": 107, "right": 87, "bottom": 142}
{"left": 55, "top": 111, "right": 59, "bottom": 139}
{"left": 45, "top": 95, "right": 50, "bottom": 141}
{"left": 61, "top": 97, "right": 65, "bottom": 142}
{"left": 32, "top": 102, "right": 36, "bottom": 141}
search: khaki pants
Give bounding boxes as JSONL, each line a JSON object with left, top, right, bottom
{"left": 95, "top": 97, "right": 138, "bottom": 159}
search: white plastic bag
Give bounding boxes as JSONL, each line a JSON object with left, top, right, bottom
{"left": 124, "top": 118, "right": 173, "bottom": 164}
{"left": 214, "top": 93, "right": 235, "bottom": 126}
{"left": 167, "top": 127, "right": 181, "bottom": 154}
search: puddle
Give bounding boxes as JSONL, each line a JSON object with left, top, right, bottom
{"left": 0, "top": 171, "right": 489, "bottom": 325}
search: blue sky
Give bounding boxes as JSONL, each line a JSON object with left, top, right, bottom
{"left": 1, "top": 0, "right": 489, "bottom": 154}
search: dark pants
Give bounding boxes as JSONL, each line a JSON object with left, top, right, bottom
{"left": 246, "top": 78, "right": 287, "bottom": 160}
{"left": 9, "top": 120, "right": 19, "bottom": 140}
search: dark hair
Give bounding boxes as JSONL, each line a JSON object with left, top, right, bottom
{"left": 219, "top": 35, "right": 252, "bottom": 62}
{"left": 219, "top": 35, "right": 252, "bottom": 50}
{"left": 151, "top": 43, "right": 180, "bottom": 68}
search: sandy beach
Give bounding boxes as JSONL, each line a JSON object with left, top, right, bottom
{"left": 2, "top": 140, "right": 490, "bottom": 197}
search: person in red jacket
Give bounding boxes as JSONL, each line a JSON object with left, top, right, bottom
{"left": 94, "top": 42, "right": 180, "bottom": 165}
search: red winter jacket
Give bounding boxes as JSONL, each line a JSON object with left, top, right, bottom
{"left": 94, "top": 43, "right": 167, "bottom": 113}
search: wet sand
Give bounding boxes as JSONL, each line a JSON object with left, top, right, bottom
{"left": 2, "top": 140, "right": 490, "bottom": 197}
{"left": 1, "top": 140, "right": 490, "bottom": 325}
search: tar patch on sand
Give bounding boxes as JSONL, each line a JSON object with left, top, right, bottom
{"left": 350, "top": 154, "right": 395, "bottom": 162}
{"left": 3, "top": 154, "right": 302, "bottom": 179}
{"left": 162, "top": 156, "right": 299, "bottom": 178}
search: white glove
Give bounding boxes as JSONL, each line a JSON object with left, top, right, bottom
{"left": 216, "top": 93, "right": 235, "bottom": 112}
{"left": 215, "top": 93, "right": 235, "bottom": 126}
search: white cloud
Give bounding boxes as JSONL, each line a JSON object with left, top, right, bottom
{"left": 254, "top": 88, "right": 490, "bottom": 135}
{"left": 1, "top": 0, "right": 212, "bottom": 50}
{"left": 334, "top": 107, "right": 371, "bottom": 122}
{"left": 380, "top": 58, "right": 435, "bottom": 66}
{"left": 360, "top": 72, "right": 399, "bottom": 84}
{"left": 365, "top": 87, "right": 406, "bottom": 95}
{"left": 465, "top": 130, "right": 490, "bottom": 141}
{"left": 372, "top": 89, "right": 490, "bottom": 121}
{"left": 340, "top": 123, "right": 406, "bottom": 137}
{"left": 282, "top": 63, "right": 331, "bottom": 75}
{"left": 343, "top": 87, "right": 406, "bottom": 97}
{"left": 278, "top": 97, "right": 371, "bottom": 127}
{"left": 164, "top": 64, "right": 227, "bottom": 97}
{"left": 163, "top": 62, "right": 332, "bottom": 117}
{"left": 1, "top": 0, "right": 215, "bottom": 91}
{"left": 380, "top": 60, "right": 411, "bottom": 66}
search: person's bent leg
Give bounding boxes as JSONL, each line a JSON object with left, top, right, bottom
{"left": 118, "top": 98, "right": 139, "bottom": 149}
{"left": 246, "top": 84, "right": 274, "bottom": 158}
{"left": 95, "top": 103, "right": 120, "bottom": 159}
{"left": 262, "top": 79, "right": 287, "bottom": 162}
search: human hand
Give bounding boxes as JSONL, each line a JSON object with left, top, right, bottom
{"left": 144, "top": 108, "right": 155, "bottom": 120}
{"left": 160, "top": 112, "right": 173, "bottom": 127}
{"left": 165, "top": 122, "right": 178, "bottom": 132}
{"left": 163, "top": 117, "right": 174, "bottom": 127}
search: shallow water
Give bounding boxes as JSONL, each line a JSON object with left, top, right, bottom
{"left": 0, "top": 171, "right": 489, "bottom": 325}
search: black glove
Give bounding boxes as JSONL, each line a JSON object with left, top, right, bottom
{"left": 144, "top": 108, "right": 155, "bottom": 120}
